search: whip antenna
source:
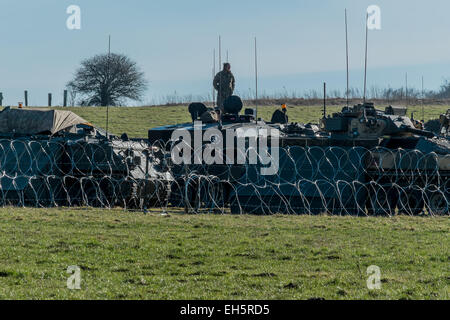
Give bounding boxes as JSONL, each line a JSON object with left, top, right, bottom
{"left": 421, "top": 76, "right": 425, "bottom": 122}
{"left": 106, "top": 35, "right": 111, "bottom": 139}
{"left": 345, "top": 9, "right": 349, "bottom": 107}
{"left": 219, "top": 36, "right": 222, "bottom": 69}
{"left": 212, "top": 49, "right": 216, "bottom": 106}
{"left": 405, "top": 72, "right": 408, "bottom": 105}
{"left": 363, "top": 13, "right": 368, "bottom": 103}
{"left": 323, "top": 82, "right": 327, "bottom": 119}
{"left": 254, "top": 37, "right": 258, "bottom": 122}
{"left": 218, "top": 36, "right": 222, "bottom": 111}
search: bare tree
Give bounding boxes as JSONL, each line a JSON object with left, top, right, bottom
{"left": 68, "top": 53, "right": 147, "bottom": 106}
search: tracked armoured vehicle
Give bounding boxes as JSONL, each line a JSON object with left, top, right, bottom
{"left": 277, "top": 102, "right": 450, "bottom": 215}
{"left": 0, "top": 107, "right": 170, "bottom": 208}
{"left": 149, "top": 97, "right": 449, "bottom": 216}
{"left": 148, "top": 96, "right": 283, "bottom": 211}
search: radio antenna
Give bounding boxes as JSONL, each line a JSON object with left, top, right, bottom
{"left": 363, "top": 12, "right": 368, "bottom": 103}
{"left": 218, "top": 36, "right": 222, "bottom": 111}
{"left": 323, "top": 82, "right": 327, "bottom": 119}
{"left": 254, "top": 37, "right": 258, "bottom": 122}
{"left": 345, "top": 9, "right": 350, "bottom": 107}
{"left": 219, "top": 36, "right": 222, "bottom": 69}
{"left": 421, "top": 76, "right": 425, "bottom": 122}
{"left": 106, "top": 35, "right": 111, "bottom": 139}
{"left": 405, "top": 72, "right": 408, "bottom": 105}
{"left": 212, "top": 49, "right": 216, "bottom": 106}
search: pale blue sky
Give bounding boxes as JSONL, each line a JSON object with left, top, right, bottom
{"left": 1, "top": 0, "right": 450, "bottom": 105}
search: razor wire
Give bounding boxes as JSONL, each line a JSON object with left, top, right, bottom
{"left": 0, "top": 138, "right": 170, "bottom": 209}
{"left": 166, "top": 143, "right": 449, "bottom": 216}
{"left": 0, "top": 138, "right": 448, "bottom": 216}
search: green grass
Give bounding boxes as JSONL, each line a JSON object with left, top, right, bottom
{"left": 49, "top": 104, "right": 449, "bottom": 138}
{"left": 1, "top": 104, "right": 448, "bottom": 299}
{"left": 0, "top": 208, "right": 448, "bottom": 299}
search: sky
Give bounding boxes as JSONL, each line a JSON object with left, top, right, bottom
{"left": 1, "top": 0, "right": 450, "bottom": 105}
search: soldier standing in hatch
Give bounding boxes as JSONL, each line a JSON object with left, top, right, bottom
{"left": 213, "top": 63, "right": 235, "bottom": 112}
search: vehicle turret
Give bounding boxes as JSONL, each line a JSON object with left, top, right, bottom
{"left": 321, "top": 102, "right": 436, "bottom": 140}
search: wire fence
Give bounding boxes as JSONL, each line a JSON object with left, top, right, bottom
{"left": 0, "top": 138, "right": 169, "bottom": 209}
{"left": 0, "top": 138, "right": 448, "bottom": 216}
{"left": 169, "top": 145, "right": 449, "bottom": 216}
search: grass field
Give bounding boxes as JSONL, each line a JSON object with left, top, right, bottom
{"left": 50, "top": 103, "right": 449, "bottom": 138}
{"left": 0, "top": 103, "right": 448, "bottom": 300}
{"left": 0, "top": 208, "right": 448, "bottom": 299}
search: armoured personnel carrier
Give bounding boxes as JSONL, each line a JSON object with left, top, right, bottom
{"left": 148, "top": 98, "right": 449, "bottom": 215}
{"left": 148, "top": 96, "right": 283, "bottom": 211}
{"left": 280, "top": 102, "right": 450, "bottom": 215}
{"left": 0, "top": 107, "right": 170, "bottom": 208}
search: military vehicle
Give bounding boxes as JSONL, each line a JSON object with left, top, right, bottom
{"left": 148, "top": 96, "right": 282, "bottom": 212}
{"left": 282, "top": 102, "right": 449, "bottom": 215}
{"left": 0, "top": 107, "right": 170, "bottom": 208}
{"left": 148, "top": 98, "right": 449, "bottom": 216}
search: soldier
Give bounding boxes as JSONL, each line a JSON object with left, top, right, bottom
{"left": 213, "top": 63, "right": 235, "bottom": 111}
{"left": 440, "top": 109, "right": 450, "bottom": 135}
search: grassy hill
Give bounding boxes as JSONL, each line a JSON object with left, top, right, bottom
{"left": 48, "top": 104, "right": 449, "bottom": 138}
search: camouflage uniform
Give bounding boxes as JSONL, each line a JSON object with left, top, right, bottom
{"left": 213, "top": 70, "right": 235, "bottom": 111}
